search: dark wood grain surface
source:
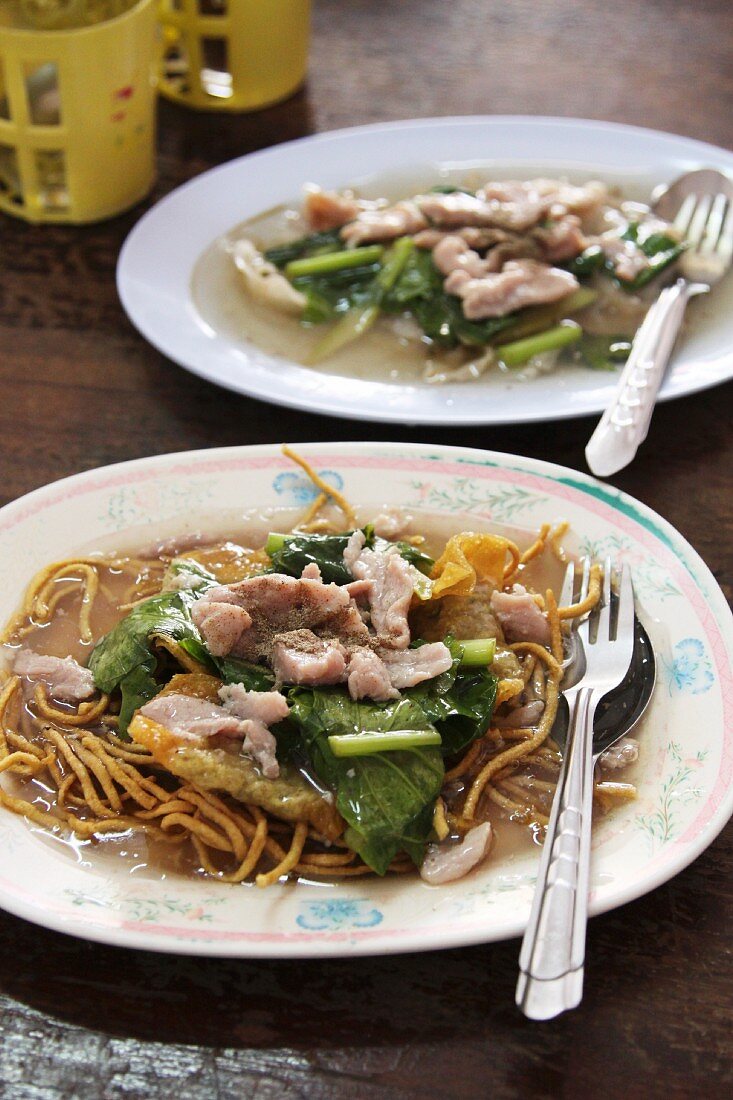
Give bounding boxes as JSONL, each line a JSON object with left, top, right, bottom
{"left": 1, "top": 1, "right": 732, "bottom": 1096}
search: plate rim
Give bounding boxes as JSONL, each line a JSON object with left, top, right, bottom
{"left": 1, "top": 440, "right": 732, "bottom": 956}
{"left": 117, "top": 115, "right": 733, "bottom": 427}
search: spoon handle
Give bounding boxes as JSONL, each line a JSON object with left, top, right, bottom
{"left": 585, "top": 279, "right": 708, "bottom": 477}
{"left": 516, "top": 686, "right": 598, "bottom": 1020}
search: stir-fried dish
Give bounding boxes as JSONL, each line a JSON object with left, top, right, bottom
{"left": 0, "top": 450, "right": 640, "bottom": 887}
{"left": 231, "top": 177, "right": 685, "bottom": 382}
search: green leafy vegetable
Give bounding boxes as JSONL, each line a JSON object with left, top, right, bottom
{"left": 578, "top": 334, "right": 632, "bottom": 371}
{"left": 493, "top": 286, "right": 597, "bottom": 344}
{"left": 328, "top": 729, "right": 442, "bottom": 755}
{"left": 406, "top": 640, "right": 498, "bottom": 758}
{"left": 566, "top": 244, "right": 605, "bottom": 278}
{"left": 213, "top": 655, "right": 276, "bottom": 692}
{"left": 288, "top": 687, "right": 444, "bottom": 873}
{"left": 429, "top": 184, "right": 476, "bottom": 196}
{"left": 456, "top": 638, "right": 496, "bottom": 667}
{"left": 383, "top": 249, "right": 515, "bottom": 348}
{"left": 117, "top": 660, "right": 159, "bottom": 734}
{"left": 309, "top": 237, "right": 416, "bottom": 362}
{"left": 264, "top": 228, "right": 343, "bottom": 269}
{"left": 498, "top": 322, "right": 582, "bottom": 368}
{"left": 265, "top": 527, "right": 434, "bottom": 585}
{"left": 285, "top": 245, "right": 383, "bottom": 279}
{"left": 89, "top": 561, "right": 219, "bottom": 735}
{"left": 614, "top": 222, "right": 686, "bottom": 290}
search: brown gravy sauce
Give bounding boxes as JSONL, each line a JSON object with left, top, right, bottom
{"left": 1, "top": 509, "right": 640, "bottom": 883}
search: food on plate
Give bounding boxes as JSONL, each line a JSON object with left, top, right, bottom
{"left": 229, "top": 176, "right": 686, "bottom": 383}
{"left": 0, "top": 449, "right": 639, "bottom": 887}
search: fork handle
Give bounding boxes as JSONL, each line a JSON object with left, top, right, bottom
{"left": 585, "top": 278, "right": 708, "bottom": 478}
{"left": 516, "top": 686, "right": 598, "bottom": 1020}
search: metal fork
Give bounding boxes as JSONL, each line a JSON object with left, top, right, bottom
{"left": 586, "top": 170, "right": 733, "bottom": 477}
{"left": 516, "top": 558, "right": 636, "bottom": 1020}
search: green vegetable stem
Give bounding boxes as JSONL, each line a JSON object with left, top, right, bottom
{"left": 308, "top": 236, "right": 415, "bottom": 362}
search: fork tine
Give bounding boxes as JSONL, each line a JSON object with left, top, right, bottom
{"left": 717, "top": 198, "right": 733, "bottom": 268}
{"left": 673, "top": 193, "right": 697, "bottom": 237}
{"left": 559, "top": 561, "right": 576, "bottom": 608}
{"left": 686, "top": 194, "right": 713, "bottom": 249}
{"left": 576, "top": 557, "right": 592, "bottom": 640}
{"left": 616, "top": 563, "right": 636, "bottom": 653}
{"left": 593, "top": 556, "right": 613, "bottom": 643}
{"left": 699, "top": 193, "right": 728, "bottom": 256}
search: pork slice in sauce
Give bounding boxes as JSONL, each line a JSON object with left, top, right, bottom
{"left": 193, "top": 573, "right": 369, "bottom": 663}
{"left": 598, "top": 232, "right": 650, "bottom": 282}
{"left": 343, "top": 531, "right": 415, "bottom": 650}
{"left": 414, "top": 226, "right": 511, "bottom": 251}
{"left": 378, "top": 642, "right": 453, "bottom": 689}
{"left": 598, "top": 736, "right": 639, "bottom": 772}
{"left": 271, "top": 629, "right": 348, "bottom": 687}
{"left": 191, "top": 598, "right": 253, "bottom": 657}
{"left": 418, "top": 190, "right": 545, "bottom": 233}
{"left": 421, "top": 822, "right": 493, "bottom": 884}
{"left": 12, "top": 650, "right": 96, "bottom": 703}
{"left": 304, "top": 187, "right": 365, "bottom": 230}
{"left": 532, "top": 215, "right": 587, "bottom": 261}
{"left": 140, "top": 693, "right": 246, "bottom": 742}
{"left": 218, "top": 683, "right": 289, "bottom": 778}
{"left": 141, "top": 686, "right": 288, "bottom": 778}
{"left": 370, "top": 507, "right": 413, "bottom": 540}
{"left": 346, "top": 648, "right": 399, "bottom": 702}
{"left": 339, "top": 201, "right": 428, "bottom": 246}
{"left": 448, "top": 260, "right": 578, "bottom": 320}
{"left": 490, "top": 585, "right": 552, "bottom": 646}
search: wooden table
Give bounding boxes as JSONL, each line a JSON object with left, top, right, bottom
{"left": 1, "top": 2, "right": 731, "bottom": 1096}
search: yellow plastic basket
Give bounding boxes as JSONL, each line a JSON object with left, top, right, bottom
{"left": 158, "top": 0, "right": 311, "bottom": 112}
{"left": 0, "top": 0, "right": 159, "bottom": 224}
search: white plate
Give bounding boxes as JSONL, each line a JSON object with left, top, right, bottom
{"left": 117, "top": 116, "right": 733, "bottom": 425}
{"left": 0, "top": 442, "right": 732, "bottom": 956}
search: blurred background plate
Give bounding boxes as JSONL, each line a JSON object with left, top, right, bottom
{"left": 117, "top": 116, "right": 733, "bottom": 425}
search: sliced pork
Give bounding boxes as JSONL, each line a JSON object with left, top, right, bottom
{"left": 140, "top": 685, "right": 288, "bottom": 779}
{"left": 490, "top": 585, "right": 552, "bottom": 646}
{"left": 414, "top": 226, "right": 511, "bottom": 251}
{"left": 271, "top": 629, "right": 347, "bottom": 686}
{"left": 340, "top": 201, "right": 428, "bottom": 246}
{"left": 304, "top": 188, "right": 365, "bottom": 231}
{"left": 140, "top": 694, "right": 246, "bottom": 742}
{"left": 420, "top": 822, "right": 493, "bottom": 884}
{"left": 13, "top": 650, "right": 95, "bottom": 703}
{"left": 532, "top": 215, "right": 587, "bottom": 261}
{"left": 343, "top": 531, "right": 415, "bottom": 650}
{"left": 346, "top": 648, "right": 398, "bottom": 702}
{"left": 418, "top": 189, "right": 544, "bottom": 233}
{"left": 446, "top": 260, "right": 578, "bottom": 320}
{"left": 218, "top": 683, "right": 289, "bottom": 778}
{"left": 378, "top": 643, "right": 453, "bottom": 689}
{"left": 193, "top": 573, "right": 369, "bottom": 665}
{"left": 192, "top": 599, "right": 252, "bottom": 657}
{"left": 598, "top": 736, "right": 639, "bottom": 772}
{"left": 370, "top": 507, "right": 413, "bottom": 541}
{"left": 599, "top": 233, "right": 649, "bottom": 282}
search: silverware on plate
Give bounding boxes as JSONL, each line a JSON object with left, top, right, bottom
{"left": 585, "top": 168, "right": 733, "bottom": 477}
{"left": 516, "top": 559, "right": 642, "bottom": 1020}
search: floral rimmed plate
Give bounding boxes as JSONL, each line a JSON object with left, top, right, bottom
{"left": 116, "top": 116, "right": 733, "bottom": 425}
{"left": 0, "top": 443, "right": 731, "bottom": 957}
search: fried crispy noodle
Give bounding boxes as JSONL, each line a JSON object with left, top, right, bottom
{"left": 0, "top": 446, "right": 631, "bottom": 884}
{"left": 281, "top": 444, "right": 357, "bottom": 532}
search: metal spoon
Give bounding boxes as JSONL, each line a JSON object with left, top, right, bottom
{"left": 585, "top": 168, "right": 733, "bottom": 477}
{"left": 551, "top": 613, "right": 655, "bottom": 751}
